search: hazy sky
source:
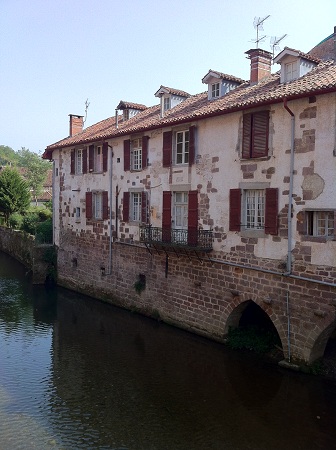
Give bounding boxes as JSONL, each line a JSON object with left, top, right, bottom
{"left": 1, "top": 0, "right": 335, "bottom": 154}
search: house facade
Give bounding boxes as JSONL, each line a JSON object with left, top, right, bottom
{"left": 44, "top": 36, "right": 336, "bottom": 364}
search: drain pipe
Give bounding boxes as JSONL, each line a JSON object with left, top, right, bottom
{"left": 286, "top": 291, "right": 291, "bottom": 362}
{"left": 283, "top": 98, "right": 295, "bottom": 274}
{"left": 108, "top": 144, "right": 113, "bottom": 275}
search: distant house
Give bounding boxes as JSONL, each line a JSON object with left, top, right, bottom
{"left": 43, "top": 28, "right": 336, "bottom": 365}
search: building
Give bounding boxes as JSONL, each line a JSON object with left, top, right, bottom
{"left": 44, "top": 32, "right": 336, "bottom": 364}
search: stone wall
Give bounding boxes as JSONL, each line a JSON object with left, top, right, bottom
{"left": 0, "top": 226, "right": 53, "bottom": 284}
{"left": 56, "top": 228, "right": 336, "bottom": 364}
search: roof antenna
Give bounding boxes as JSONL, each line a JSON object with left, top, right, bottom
{"left": 270, "top": 34, "right": 287, "bottom": 61}
{"left": 252, "top": 15, "right": 270, "bottom": 48}
{"left": 84, "top": 98, "right": 90, "bottom": 125}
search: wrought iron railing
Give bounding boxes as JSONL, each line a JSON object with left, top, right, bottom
{"left": 139, "top": 226, "right": 213, "bottom": 251}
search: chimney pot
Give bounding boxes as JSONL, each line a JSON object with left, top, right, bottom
{"left": 245, "top": 48, "right": 272, "bottom": 84}
{"left": 69, "top": 114, "right": 84, "bottom": 137}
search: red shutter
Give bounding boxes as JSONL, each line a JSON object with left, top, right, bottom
{"left": 123, "top": 192, "right": 130, "bottom": 222}
{"left": 102, "top": 191, "right": 108, "bottom": 220}
{"left": 265, "top": 188, "right": 278, "bottom": 235}
{"left": 162, "top": 131, "right": 172, "bottom": 167}
{"left": 89, "top": 145, "right": 94, "bottom": 171}
{"left": 141, "top": 191, "right": 147, "bottom": 223}
{"left": 142, "top": 136, "right": 149, "bottom": 169}
{"left": 86, "top": 192, "right": 92, "bottom": 219}
{"left": 189, "top": 126, "right": 195, "bottom": 166}
{"left": 70, "top": 149, "right": 75, "bottom": 174}
{"left": 188, "top": 190, "right": 198, "bottom": 246}
{"left": 252, "top": 111, "right": 269, "bottom": 158}
{"left": 229, "top": 189, "right": 241, "bottom": 231}
{"left": 102, "top": 142, "right": 108, "bottom": 172}
{"left": 124, "top": 140, "right": 130, "bottom": 171}
{"left": 162, "top": 191, "right": 172, "bottom": 242}
{"left": 82, "top": 147, "right": 87, "bottom": 174}
{"left": 242, "top": 114, "right": 252, "bottom": 159}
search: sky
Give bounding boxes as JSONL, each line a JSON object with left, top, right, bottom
{"left": 1, "top": 0, "right": 335, "bottom": 154}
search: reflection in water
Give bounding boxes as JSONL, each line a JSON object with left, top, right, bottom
{"left": 0, "top": 251, "right": 336, "bottom": 449}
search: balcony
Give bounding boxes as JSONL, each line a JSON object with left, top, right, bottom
{"left": 139, "top": 226, "right": 213, "bottom": 252}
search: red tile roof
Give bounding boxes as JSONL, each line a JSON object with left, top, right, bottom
{"left": 202, "top": 70, "right": 246, "bottom": 84}
{"left": 44, "top": 60, "right": 336, "bottom": 158}
{"left": 154, "top": 85, "right": 190, "bottom": 98}
{"left": 116, "top": 100, "right": 147, "bottom": 110}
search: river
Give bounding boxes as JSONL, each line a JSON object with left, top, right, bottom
{"left": 0, "top": 250, "right": 336, "bottom": 449}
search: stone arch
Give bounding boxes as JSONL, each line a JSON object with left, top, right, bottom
{"left": 304, "top": 319, "right": 336, "bottom": 364}
{"left": 223, "top": 295, "right": 287, "bottom": 357}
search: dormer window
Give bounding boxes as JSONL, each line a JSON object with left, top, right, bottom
{"left": 164, "top": 97, "right": 171, "bottom": 111}
{"left": 274, "top": 47, "right": 320, "bottom": 84}
{"left": 211, "top": 83, "right": 220, "bottom": 98}
{"left": 155, "top": 86, "right": 190, "bottom": 117}
{"left": 123, "top": 109, "right": 129, "bottom": 121}
{"left": 285, "top": 61, "right": 298, "bottom": 82}
{"left": 116, "top": 101, "right": 147, "bottom": 123}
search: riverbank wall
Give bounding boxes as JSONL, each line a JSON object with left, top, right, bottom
{"left": 0, "top": 226, "right": 53, "bottom": 284}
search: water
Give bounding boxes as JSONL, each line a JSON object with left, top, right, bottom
{"left": 0, "top": 251, "right": 336, "bottom": 450}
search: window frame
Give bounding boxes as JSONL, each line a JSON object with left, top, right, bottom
{"left": 131, "top": 138, "right": 142, "bottom": 171}
{"left": 243, "top": 189, "right": 265, "bottom": 231}
{"left": 94, "top": 145, "right": 103, "bottom": 173}
{"left": 163, "top": 97, "right": 171, "bottom": 111}
{"left": 242, "top": 110, "right": 269, "bottom": 159}
{"left": 130, "top": 192, "right": 142, "bottom": 222}
{"left": 211, "top": 82, "right": 220, "bottom": 98}
{"left": 75, "top": 148, "right": 83, "bottom": 174}
{"left": 306, "top": 210, "right": 335, "bottom": 238}
{"left": 175, "top": 130, "right": 190, "bottom": 165}
{"left": 285, "top": 61, "right": 298, "bottom": 82}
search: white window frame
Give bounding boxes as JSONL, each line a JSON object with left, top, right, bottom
{"left": 211, "top": 82, "right": 220, "bottom": 98}
{"left": 93, "top": 191, "right": 103, "bottom": 220}
{"left": 175, "top": 130, "right": 189, "bottom": 165}
{"left": 75, "top": 148, "right": 83, "bottom": 174}
{"left": 285, "top": 61, "right": 298, "bottom": 82}
{"left": 94, "top": 145, "right": 103, "bottom": 173}
{"left": 130, "top": 192, "right": 142, "bottom": 222}
{"left": 243, "top": 189, "right": 265, "bottom": 231}
{"left": 75, "top": 206, "right": 81, "bottom": 222}
{"left": 306, "top": 210, "right": 334, "bottom": 237}
{"left": 164, "top": 97, "right": 171, "bottom": 111}
{"left": 131, "top": 138, "right": 142, "bottom": 171}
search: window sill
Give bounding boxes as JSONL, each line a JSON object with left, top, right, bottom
{"left": 301, "top": 235, "right": 335, "bottom": 243}
{"left": 240, "top": 155, "right": 271, "bottom": 161}
{"left": 240, "top": 229, "right": 266, "bottom": 238}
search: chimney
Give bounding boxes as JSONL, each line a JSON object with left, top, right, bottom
{"left": 245, "top": 49, "right": 272, "bottom": 84}
{"left": 69, "top": 114, "right": 84, "bottom": 137}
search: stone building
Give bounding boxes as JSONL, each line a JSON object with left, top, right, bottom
{"left": 44, "top": 35, "right": 336, "bottom": 364}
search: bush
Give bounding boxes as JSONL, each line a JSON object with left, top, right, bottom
{"left": 21, "top": 213, "right": 40, "bottom": 234}
{"left": 8, "top": 212, "right": 23, "bottom": 229}
{"left": 35, "top": 218, "right": 53, "bottom": 244}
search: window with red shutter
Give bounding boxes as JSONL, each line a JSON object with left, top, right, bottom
{"left": 70, "top": 149, "right": 75, "bottom": 174}
{"left": 102, "top": 191, "right": 108, "bottom": 220}
{"left": 162, "top": 131, "right": 172, "bottom": 167}
{"left": 102, "top": 142, "right": 108, "bottom": 172}
{"left": 265, "top": 188, "right": 278, "bottom": 235}
{"left": 242, "top": 111, "right": 269, "bottom": 159}
{"left": 162, "top": 191, "right": 172, "bottom": 242}
{"left": 142, "top": 136, "right": 149, "bottom": 169}
{"left": 188, "top": 190, "right": 198, "bottom": 245}
{"left": 229, "top": 189, "right": 241, "bottom": 231}
{"left": 124, "top": 140, "right": 130, "bottom": 171}
{"left": 86, "top": 192, "right": 93, "bottom": 219}
{"left": 123, "top": 192, "right": 130, "bottom": 222}
{"left": 141, "top": 191, "right": 147, "bottom": 223}
{"left": 188, "top": 126, "right": 196, "bottom": 166}
{"left": 89, "top": 145, "right": 94, "bottom": 172}
{"left": 82, "top": 147, "right": 87, "bottom": 174}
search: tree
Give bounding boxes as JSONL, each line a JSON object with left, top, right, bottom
{"left": 0, "top": 167, "right": 31, "bottom": 224}
{"left": 0, "top": 145, "right": 20, "bottom": 166}
{"left": 17, "top": 148, "right": 51, "bottom": 205}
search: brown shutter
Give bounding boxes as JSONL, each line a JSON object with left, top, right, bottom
{"left": 229, "top": 189, "right": 241, "bottom": 231}
{"left": 141, "top": 191, "right": 147, "bottom": 223}
{"left": 86, "top": 192, "right": 92, "bottom": 219}
{"left": 188, "top": 190, "right": 198, "bottom": 246}
{"left": 102, "top": 191, "right": 108, "bottom": 220}
{"left": 162, "top": 191, "right": 172, "bottom": 242}
{"left": 265, "top": 188, "right": 278, "bottom": 235}
{"left": 124, "top": 140, "right": 130, "bottom": 171}
{"left": 242, "top": 114, "right": 252, "bottom": 159}
{"left": 123, "top": 192, "right": 130, "bottom": 222}
{"left": 82, "top": 147, "right": 87, "bottom": 174}
{"left": 89, "top": 145, "right": 94, "bottom": 171}
{"left": 252, "top": 111, "right": 269, "bottom": 158}
{"left": 162, "top": 131, "right": 172, "bottom": 167}
{"left": 189, "top": 126, "right": 195, "bottom": 166}
{"left": 70, "top": 149, "right": 75, "bottom": 174}
{"left": 102, "top": 142, "right": 108, "bottom": 172}
{"left": 142, "top": 136, "right": 149, "bottom": 169}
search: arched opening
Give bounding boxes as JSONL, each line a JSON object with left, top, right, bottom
{"left": 309, "top": 320, "right": 336, "bottom": 372}
{"left": 225, "top": 300, "right": 282, "bottom": 356}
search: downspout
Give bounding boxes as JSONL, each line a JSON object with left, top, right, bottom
{"left": 52, "top": 160, "right": 55, "bottom": 246}
{"left": 108, "top": 144, "right": 113, "bottom": 275}
{"left": 283, "top": 98, "right": 295, "bottom": 274}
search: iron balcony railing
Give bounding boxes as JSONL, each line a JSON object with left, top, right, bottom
{"left": 139, "top": 225, "right": 213, "bottom": 252}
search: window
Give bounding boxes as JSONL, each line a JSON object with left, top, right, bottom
{"left": 176, "top": 130, "right": 189, "bottom": 164}
{"left": 164, "top": 97, "right": 171, "bottom": 111}
{"left": 285, "top": 62, "right": 298, "bottom": 82}
{"left": 131, "top": 138, "right": 142, "bottom": 171}
{"left": 123, "top": 109, "right": 129, "bottom": 121}
{"left": 85, "top": 191, "right": 108, "bottom": 220}
{"left": 93, "top": 192, "right": 103, "bottom": 219}
{"left": 244, "top": 190, "right": 265, "bottom": 230}
{"left": 122, "top": 191, "right": 147, "bottom": 223}
{"left": 94, "top": 146, "right": 103, "bottom": 172}
{"left": 211, "top": 82, "right": 220, "bottom": 98}
{"left": 131, "top": 192, "right": 142, "bottom": 222}
{"left": 76, "top": 149, "right": 83, "bottom": 174}
{"left": 242, "top": 111, "right": 269, "bottom": 159}
{"left": 306, "top": 211, "right": 334, "bottom": 237}
{"left": 75, "top": 207, "right": 81, "bottom": 221}
{"left": 229, "top": 187, "right": 278, "bottom": 235}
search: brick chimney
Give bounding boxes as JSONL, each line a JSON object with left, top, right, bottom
{"left": 69, "top": 114, "right": 84, "bottom": 137}
{"left": 245, "top": 49, "right": 272, "bottom": 84}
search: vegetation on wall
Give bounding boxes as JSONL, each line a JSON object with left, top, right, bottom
{"left": 0, "top": 167, "right": 31, "bottom": 224}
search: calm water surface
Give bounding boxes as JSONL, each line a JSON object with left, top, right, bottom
{"left": 0, "top": 251, "right": 336, "bottom": 449}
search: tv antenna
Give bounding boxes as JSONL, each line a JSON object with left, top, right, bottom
{"left": 84, "top": 98, "right": 90, "bottom": 125}
{"left": 252, "top": 15, "right": 270, "bottom": 47}
{"left": 270, "top": 34, "right": 287, "bottom": 59}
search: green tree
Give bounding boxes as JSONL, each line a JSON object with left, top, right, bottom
{"left": 0, "top": 145, "right": 20, "bottom": 166}
{"left": 0, "top": 167, "right": 31, "bottom": 224}
{"left": 17, "top": 148, "right": 51, "bottom": 205}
